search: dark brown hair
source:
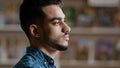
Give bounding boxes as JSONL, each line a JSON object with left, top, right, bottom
{"left": 20, "top": 0, "right": 62, "bottom": 37}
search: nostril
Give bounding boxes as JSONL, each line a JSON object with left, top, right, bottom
{"left": 62, "top": 26, "right": 71, "bottom": 34}
{"left": 65, "top": 31, "right": 70, "bottom": 35}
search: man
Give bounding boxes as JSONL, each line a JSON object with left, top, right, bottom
{"left": 13, "top": 0, "right": 71, "bottom": 68}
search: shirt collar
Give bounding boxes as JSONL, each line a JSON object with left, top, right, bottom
{"left": 26, "top": 46, "right": 54, "bottom": 65}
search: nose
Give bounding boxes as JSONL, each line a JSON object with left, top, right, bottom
{"left": 62, "top": 22, "right": 71, "bottom": 33}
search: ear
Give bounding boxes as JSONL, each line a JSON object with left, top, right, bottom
{"left": 29, "top": 24, "right": 41, "bottom": 37}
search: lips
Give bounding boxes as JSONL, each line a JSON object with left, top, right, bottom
{"left": 63, "top": 35, "right": 69, "bottom": 41}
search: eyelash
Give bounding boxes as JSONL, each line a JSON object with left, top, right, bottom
{"left": 52, "top": 21, "right": 60, "bottom": 25}
{"left": 52, "top": 19, "right": 66, "bottom": 26}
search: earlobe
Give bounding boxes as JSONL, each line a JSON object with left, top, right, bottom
{"left": 29, "top": 24, "right": 40, "bottom": 37}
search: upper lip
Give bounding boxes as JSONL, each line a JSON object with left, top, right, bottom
{"left": 63, "top": 34, "right": 69, "bottom": 40}
{"left": 65, "top": 34, "right": 69, "bottom": 37}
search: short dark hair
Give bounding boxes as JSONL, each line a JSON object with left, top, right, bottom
{"left": 20, "top": 0, "right": 62, "bottom": 37}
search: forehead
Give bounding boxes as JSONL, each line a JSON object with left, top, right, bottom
{"left": 42, "top": 5, "right": 65, "bottom": 19}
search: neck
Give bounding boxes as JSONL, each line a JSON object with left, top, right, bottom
{"left": 30, "top": 38, "right": 59, "bottom": 58}
{"left": 40, "top": 47, "right": 59, "bottom": 59}
{"left": 30, "top": 42, "right": 58, "bottom": 59}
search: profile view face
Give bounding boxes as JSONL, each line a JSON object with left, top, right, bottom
{"left": 40, "top": 5, "right": 71, "bottom": 51}
{"left": 14, "top": 0, "right": 71, "bottom": 68}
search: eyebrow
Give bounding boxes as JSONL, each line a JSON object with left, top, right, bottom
{"left": 50, "top": 17, "right": 64, "bottom": 22}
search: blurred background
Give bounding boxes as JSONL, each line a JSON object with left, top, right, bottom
{"left": 0, "top": 0, "right": 120, "bottom": 68}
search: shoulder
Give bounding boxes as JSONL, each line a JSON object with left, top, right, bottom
{"left": 13, "top": 53, "right": 43, "bottom": 68}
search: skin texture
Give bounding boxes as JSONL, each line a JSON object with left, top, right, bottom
{"left": 29, "top": 5, "right": 71, "bottom": 58}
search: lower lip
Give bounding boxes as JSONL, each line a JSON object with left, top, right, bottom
{"left": 64, "top": 37, "right": 69, "bottom": 41}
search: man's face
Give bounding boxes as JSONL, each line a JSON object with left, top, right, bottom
{"left": 41, "top": 5, "right": 71, "bottom": 51}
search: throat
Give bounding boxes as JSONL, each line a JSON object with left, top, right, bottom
{"left": 40, "top": 45, "right": 58, "bottom": 59}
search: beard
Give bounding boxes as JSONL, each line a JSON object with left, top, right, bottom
{"left": 45, "top": 39, "right": 68, "bottom": 51}
{"left": 42, "top": 34, "right": 68, "bottom": 51}
{"left": 41, "top": 28, "right": 69, "bottom": 51}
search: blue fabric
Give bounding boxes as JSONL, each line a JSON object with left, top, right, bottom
{"left": 13, "top": 46, "right": 56, "bottom": 68}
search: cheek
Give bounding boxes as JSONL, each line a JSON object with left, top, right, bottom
{"left": 50, "top": 30, "right": 60, "bottom": 39}
{"left": 49, "top": 26, "right": 62, "bottom": 36}
{"left": 48, "top": 28, "right": 68, "bottom": 46}
{"left": 45, "top": 24, "right": 62, "bottom": 40}
{"left": 49, "top": 29, "right": 62, "bottom": 40}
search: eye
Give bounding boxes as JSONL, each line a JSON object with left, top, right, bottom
{"left": 52, "top": 20, "right": 61, "bottom": 25}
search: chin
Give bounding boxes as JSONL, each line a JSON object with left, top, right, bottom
{"left": 60, "top": 43, "right": 68, "bottom": 47}
{"left": 46, "top": 40, "right": 69, "bottom": 51}
{"left": 55, "top": 41, "right": 69, "bottom": 51}
{"left": 56, "top": 44, "right": 68, "bottom": 51}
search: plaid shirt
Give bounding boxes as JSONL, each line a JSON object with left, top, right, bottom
{"left": 13, "top": 46, "right": 56, "bottom": 68}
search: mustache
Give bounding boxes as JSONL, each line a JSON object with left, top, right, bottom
{"left": 64, "top": 32, "right": 69, "bottom": 36}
